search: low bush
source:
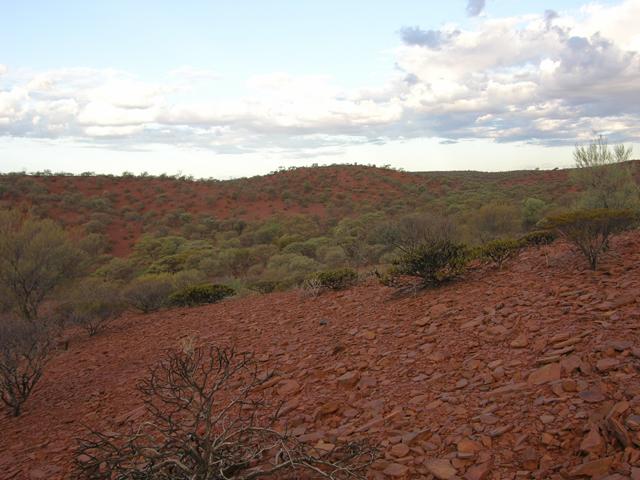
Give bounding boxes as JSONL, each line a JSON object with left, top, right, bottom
{"left": 540, "top": 208, "right": 636, "bottom": 269}
{"left": 391, "top": 240, "right": 469, "bottom": 286}
{"left": 299, "top": 276, "right": 324, "bottom": 298}
{"left": 310, "top": 268, "right": 359, "bottom": 291}
{"left": 64, "top": 279, "right": 126, "bottom": 336}
{"left": 169, "top": 284, "right": 235, "bottom": 307}
{"left": 123, "top": 274, "right": 175, "bottom": 313}
{"left": 477, "top": 238, "right": 523, "bottom": 269}
{"left": 519, "top": 230, "right": 556, "bottom": 247}
{"left": 247, "top": 280, "right": 278, "bottom": 294}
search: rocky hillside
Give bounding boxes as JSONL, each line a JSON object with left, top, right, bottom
{"left": 1, "top": 232, "right": 640, "bottom": 479}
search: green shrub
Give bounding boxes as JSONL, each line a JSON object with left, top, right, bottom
{"left": 473, "top": 202, "right": 521, "bottom": 242}
{"left": 572, "top": 136, "right": 638, "bottom": 210}
{"left": 63, "top": 279, "right": 126, "bottom": 336}
{"left": 172, "top": 269, "right": 207, "bottom": 290}
{"left": 309, "top": 268, "right": 358, "bottom": 291}
{"left": 540, "top": 209, "right": 636, "bottom": 269}
{"left": 477, "top": 238, "right": 523, "bottom": 269}
{"left": 519, "top": 230, "right": 556, "bottom": 247}
{"left": 247, "top": 281, "right": 278, "bottom": 294}
{"left": 169, "top": 284, "right": 235, "bottom": 307}
{"left": 391, "top": 240, "right": 468, "bottom": 286}
{"left": 123, "top": 274, "right": 175, "bottom": 313}
{"left": 522, "top": 197, "right": 548, "bottom": 228}
{"left": 0, "top": 210, "right": 85, "bottom": 320}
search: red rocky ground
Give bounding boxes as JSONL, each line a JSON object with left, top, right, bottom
{"left": 1, "top": 233, "right": 640, "bottom": 479}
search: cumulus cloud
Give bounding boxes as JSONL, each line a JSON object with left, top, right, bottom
{"left": 0, "top": 64, "right": 7, "bottom": 76}
{"left": 466, "top": 0, "right": 486, "bottom": 17}
{"left": 399, "top": 26, "right": 460, "bottom": 48}
{"left": 1, "top": 0, "right": 640, "bottom": 153}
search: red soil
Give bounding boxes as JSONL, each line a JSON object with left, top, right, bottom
{"left": 2, "top": 233, "right": 640, "bottom": 479}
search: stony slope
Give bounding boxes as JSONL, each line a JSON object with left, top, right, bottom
{"left": 1, "top": 233, "right": 640, "bottom": 479}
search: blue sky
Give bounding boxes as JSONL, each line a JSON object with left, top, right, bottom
{"left": 1, "top": 0, "right": 638, "bottom": 178}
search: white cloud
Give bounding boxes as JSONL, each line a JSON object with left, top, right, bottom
{"left": 169, "top": 66, "right": 220, "bottom": 81}
{"left": 0, "top": 64, "right": 7, "bottom": 76}
{"left": 0, "top": 0, "right": 639, "bottom": 153}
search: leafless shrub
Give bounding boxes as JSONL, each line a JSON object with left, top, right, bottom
{"left": 0, "top": 317, "right": 51, "bottom": 416}
{"left": 75, "top": 345, "right": 376, "bottom": 479}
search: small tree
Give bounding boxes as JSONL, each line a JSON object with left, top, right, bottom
{"left": 473, "top": 203, "right": 521, "bottom": 242}
{"left": 0, "top": 317, "right": 51, "bottom": 416}
{"left": 123, "top": 274, "right": 175, "bottom": 313}
{"left": 522, "top": 198, "right": 547, "bottom": 229}
{"left": 572, "top": 136, "right": 638, "bottom": 210}
{"left": 541, "top": 209, "right": 636, "bottom": 270}
{"left": 477, "top": 238, "right": 523, "bottom": 269}
{"left": 75, "top": 346, "right": 376, "bottom": 479}
{"left": 0, "top": 210, "right": 84, "bottom": 320}
{"left": 63, "top": 279, "right": 126, "bottom": 336}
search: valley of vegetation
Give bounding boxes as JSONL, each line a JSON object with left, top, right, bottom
{"left": 1, "top": 137, "right": 640, "bottom": 479}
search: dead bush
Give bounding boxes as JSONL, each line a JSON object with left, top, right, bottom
{"left": 75, "top": 345, "right": 377, "bottom": 479}
{"left": 0, "top": 317, "right": 51, "bottom": 416}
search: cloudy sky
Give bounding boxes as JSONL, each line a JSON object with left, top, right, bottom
{"left": 1, "top": 0, "right": 639, "bottom": 178}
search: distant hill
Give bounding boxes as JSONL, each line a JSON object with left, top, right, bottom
{"left": 0, "top": 164, "right": 582, "bottom": 256}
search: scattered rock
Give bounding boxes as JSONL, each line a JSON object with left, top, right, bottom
{"left": 390, "top": 443, "right": 410, "bottom": 457}
{"left": 425, "top": 458, "right": 458, "bottom": 479}
{"left": 528, "top": 362, "right": 561, "bottom": 385}
{"left": 569, "top": 457, "right": 613, "bottom": 478}
{"left": 337, "top": 371, "right": 359, "bottom": 387}
{"left": 579, "top": 389, "right": 606, "bottom": 403}
{"left": 457, "top": 438, "right": 482, "bottom": 454}
{"left": 579, "top": 427, "right": 604, "bottom": 455}
{"left": 464, "top": 462, "right": 491, "bottom": 480}
{"left": 510, "top": 333, "right": 529, "bottom": 348}
{"left": 415, "top": 318, "right": 429, "bottom": 327}
{"left": 596, "top": 358, "right": 620, "bottom": 372}
{"left": 383, "top": 462, "right": 409, "bottom": 478}
{"left": 277, "top": 379, "right": 300, "bottom": 396}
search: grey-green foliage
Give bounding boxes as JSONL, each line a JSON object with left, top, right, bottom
{"left": 63, "top": 278, "right": 126, "bottom": 336}
{"left": 0, "top": 210, "right": 85, "bottom": 319}
{"left": 122, "top": 274, "right": 175, "bottom": 313}
{"left": 522, "top": 198, "right": 547, "bottom": 228}
{"left": 573, "top": 136, "right": 638, "bottom": 210}
{"left": 261, "top": 253, "right": 321, "bottom": 286}
{"left": 472, "top": 202, "right": 521, "bottom": 243}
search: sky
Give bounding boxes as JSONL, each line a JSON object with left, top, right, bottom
{"left": 1, "top": 0, "right": 640, "bottom": 178}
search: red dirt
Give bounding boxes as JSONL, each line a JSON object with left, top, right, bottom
{"left": 2, "top": 233, "right": 640, "bottom": 479}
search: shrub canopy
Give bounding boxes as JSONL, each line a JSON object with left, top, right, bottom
{"left": 541, "top": 208, "right": 636, "bottom": 269}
